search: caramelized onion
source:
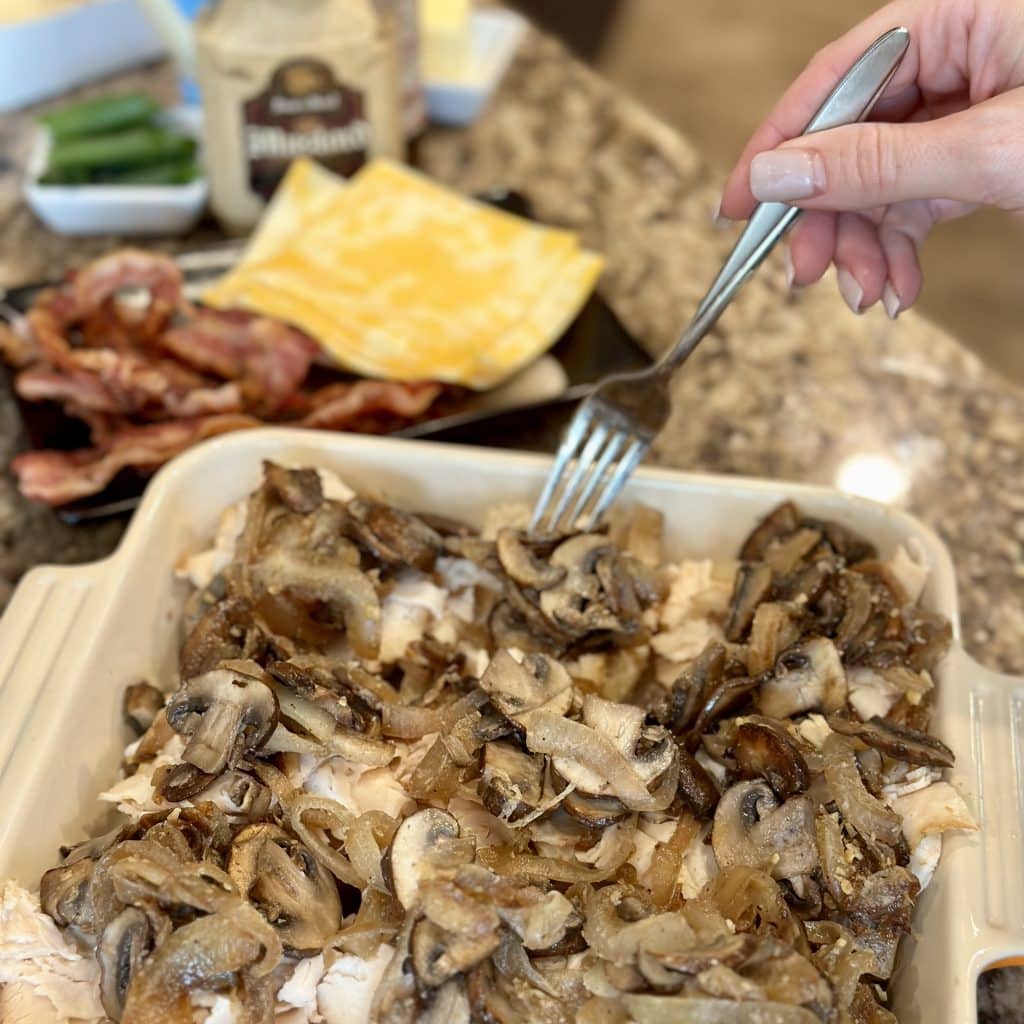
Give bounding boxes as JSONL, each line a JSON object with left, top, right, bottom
{"left": 821, "top": 735, "right": 902, "bottom": 845}
{"left": 519, "top": 711, "right": 679, "bottom": 812}
{"left": 289, "top": 793, "right": 362, "bottom": 887}
{"left": 623, "top": 994, "right": 821, "bottom": 1023}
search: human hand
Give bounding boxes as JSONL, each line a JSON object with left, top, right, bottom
{"left": 719, "top": 0, "right": 1024, "bottom": 317}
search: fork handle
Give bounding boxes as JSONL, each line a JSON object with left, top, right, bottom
{"left": 658, "top": 26, "right": 911, "bottom": 375}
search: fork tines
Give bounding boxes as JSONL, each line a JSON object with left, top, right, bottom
{"left": 530, "top": 404, "right": 648, "bottom": 535}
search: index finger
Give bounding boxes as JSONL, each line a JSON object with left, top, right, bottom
{"left": 719, "top": 0, "right": 921, "bottom": 220}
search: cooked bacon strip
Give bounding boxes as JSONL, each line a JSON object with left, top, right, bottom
{"left": 301, "top": 380, "right": 443, "bottom": 431}
{"left": 15, "top": 333, "right": 244, "bottom": 418}
{"left": 161, "top": 309, "right": 318, "bottom": 413}
{"left": 0, "top": 320, "right": 37, "bottom": 369}
{"left": 16, "top": 364, "right": 242, "bottom": 419}
{"left": 16, "top": 369, "right": 115, "bottom": 412}
{"left": 72, "top": 248, "right": 183, "bottom": 318}
{"left": 25, "top": 309, "right": 75, "bottom": 369}
{"left": 11, "top": 414, "right": 259, "bottom": 506}
{"left": 33, "top": 285, "right": 80, "bottom": 327}
{"left": 79, "top": 297, "right": 177, "bottom": 352}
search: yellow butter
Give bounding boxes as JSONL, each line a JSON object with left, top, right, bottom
{"left": 204, "top": 158, "right": 603, "bottom": 389}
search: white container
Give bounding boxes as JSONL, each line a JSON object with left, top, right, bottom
{"left": 23, "top": 106, "right": 208, "bottom": 237}
{"left": 423, "top": 8, "right": 527, "bottom": 126}
{"left": 0, "top": 0, "right": 166, "bottom": 114}
{"left": 0, "top": 428, "right": 1020, "bottom": 1023}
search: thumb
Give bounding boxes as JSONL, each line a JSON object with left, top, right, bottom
{"left": 748, "top": 109, "right": 1012, "bottom": 211}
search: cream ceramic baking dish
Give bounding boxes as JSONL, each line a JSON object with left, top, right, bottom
{"left": 0, "top": 428, "right": 1020, "bottom": 1022}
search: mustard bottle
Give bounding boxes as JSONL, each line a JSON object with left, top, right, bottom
{"left": 196, "top": 0, "right": 402, "bottom": 233}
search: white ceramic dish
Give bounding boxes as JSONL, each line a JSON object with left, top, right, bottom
{"left": 24, "top": 106, "right": 207, "bottom": 237}
{"left": 0, "top": 0, "right": 166, "bottom": 114}
{"left": 0, "top": 428, "right": 1020, "bottom": 1022}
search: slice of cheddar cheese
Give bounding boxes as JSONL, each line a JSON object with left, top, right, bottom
{"left": 204, "top": 159, "right": 603, "bottom": 389}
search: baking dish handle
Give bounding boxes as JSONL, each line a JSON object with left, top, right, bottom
{"left": 897, "top": 648, "right": 1024, "bottom": 1023}
{"left": 0, "top": 562, "right": 109, "bottom": 778}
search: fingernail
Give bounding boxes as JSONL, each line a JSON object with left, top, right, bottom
{"left": 882, "top": 282, "right": 902, "bottom": 320}
{"left": 712, "top": 202, "right": 731, "bottom": 229}
{"left": 837, "top": 268, "right": 864, "bottom": 314}
{"left": 750, "top": 149, "right": 826, "bottom": 202}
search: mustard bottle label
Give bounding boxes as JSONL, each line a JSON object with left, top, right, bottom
{"left": 242, "top": 58, "right": 370, "bottom": 198}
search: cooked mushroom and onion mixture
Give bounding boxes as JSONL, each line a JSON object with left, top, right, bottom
{"left": 0, "top": 465, "right": 977, "bottom": 1023}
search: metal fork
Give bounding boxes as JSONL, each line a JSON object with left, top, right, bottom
{"left": 530, "top": 26, "right": 911, "bottom": 535}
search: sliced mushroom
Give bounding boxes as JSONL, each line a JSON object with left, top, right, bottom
{"left": 106, "top": 843, "right": 239, "bottom": 920}
{"left": 825, "top": 713, "right": 954, "bottom": 768}
{"left": 746, "top": 602, "right": 807, "bottom": 676}
{"left": 561, "top": 788, "right": 631, "bottom": 829}
{"left": 805, "top": 516, "right": 876, "bottom": 563}
{"left": 466, "top": 956, "right": 566, "bottom": 1024}
{"left": 778, "top": 875, "right": 824, "bottom": 919}
{"left": 712, "top": 781, "right": 778, "bottom": 872}
{"left": 487, "top": 600, "right": 555, "bottom": 654}
{"left": 675, "top": 747, "right": 720, "bottom": 819}
{"left": 165, "top": 661, "right": 278, "bottom": 775}
{"left": 480, "top": 742, "right": 545, "bottom": 823}
{"left": 496, "top": 529, "right": 565, "bottom": 589}
{"left": 724, "top": 564, "right": 773, "bottom": 643}
{"left": 152, "top": 761, "right": 217, "bottom": 803}
{"left": 762, "top": 528, "right": 823, "bottom": 576}
{"left": 122, "top": 682, "right": 165, "bottom": 736}
{"left": 739, "top": 503, "right": 801, "bottom": 563}
{"left": 479, "top": 649, "right": 573, "bottom": 724}
{"left": 536, "top": 534, "right": 643, "bottom": 638}
{"left": 382, "top": 809, "right": 475, "bottom": 910}
{"left": 167, "top": 804, "right": 233, "bottom": 863}
{"left": 120, "top": 902, "right": 282, "bottom": 1024}
{"left": 180, "top": 596, "right": 263, "bottom": 682}
{"left": 98, "top": 906, "right": 152, "bottom": 1020}
{"left": 40, "top": 856, "right": 97, "bottom": 931}
{"left": 774, "top": 545, "right": 839, "bottom": 605}
{"left": 685, "top": 675, "right": 761, "bottom": 749}
{"left": 198, "top": 770, "right": 273, "bottom": 820}
{"left": 654, "top": 642, "right": 726, "bottom": 735}
{"left": 752, "top": 795, "right": 819, "bottom": 880}
{"left": 345, "top": 496, "right": 443, "bottom": 571}
{"left": 228, "top": 823, "right": 341, "bottom": 952}
{"left": 250, "top": 545, "right": 381, "bottom": 659}
{"left": 757, "top": 637, "right": 846, "bottom": 719}
{"left": 832, "top": 570, "right": 874, "bottom": 653}
{"left": 263, "top": 461, "right": 323, "bottom": 513}
{"left": 734, "top": 719, "right": 810, "bottom": 799}
{"left": 266, "top": 679, "right": 394, "bottom": 766}
{"left": 712, "top": 782, "right": 817, "bottom": 880}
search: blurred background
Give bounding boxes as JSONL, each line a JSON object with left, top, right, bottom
{"left": 509, "top": 0, "right": 1024, "bottom": 384}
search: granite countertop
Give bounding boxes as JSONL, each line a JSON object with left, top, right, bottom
{"left": 0, "top": 29, "right": 1023, "bottom": 1021}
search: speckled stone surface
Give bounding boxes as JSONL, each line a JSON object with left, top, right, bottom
{"left": 0, "top": 29, "right": 1023, "bottom": 1022}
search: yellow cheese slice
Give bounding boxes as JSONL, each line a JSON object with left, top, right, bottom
{"left": 204, "top": 158, "right": 603, "bottom": 389}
